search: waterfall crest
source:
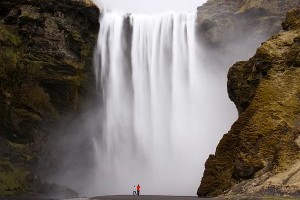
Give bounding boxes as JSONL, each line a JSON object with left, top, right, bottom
{"left": 92, "top": 11, "right": 236, "bottom": 196}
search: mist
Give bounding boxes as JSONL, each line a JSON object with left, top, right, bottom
{"left": 40, "top": 0, "right": 272, "bottom": 197}
{"left": 92, "top": 0, "right": 207, "bottom": 13}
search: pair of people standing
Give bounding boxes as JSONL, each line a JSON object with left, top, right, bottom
{"left": 133, "top": 184, "right": 141, "bottom": 195}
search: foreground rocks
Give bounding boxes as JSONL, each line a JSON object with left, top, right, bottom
{"left": 0, "top": 0, "right": 99, "bottom": 196}
{"left": 198, "top": 8, "right": 300, "bottom": 198}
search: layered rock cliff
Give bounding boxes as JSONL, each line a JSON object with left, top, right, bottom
{"left": 198, "top": 8, "right": 300, "bottom": 198}
{"left": 1, "top": 0, "right": 299, "bottom": 197}
{"left": 197, "top": 0, "right": 299, "bottom": 45}
{"left": 0, "top": 0, "right": 99, "bottom": 196}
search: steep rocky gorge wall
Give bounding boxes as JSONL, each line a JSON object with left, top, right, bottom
{"left": 195, "top": 0, "right": 300, "bottom": 83}
{"left": 0, "top": 0, "right": 99, "bottom": 196}
{"left": 0, "top": 0, "right": 299, "bottom": 197}
{"left": 198, "top": 8, "right": 300, "bottom": 198}
{"left": 197, "top": 0, "right": 299, "bottom": 45}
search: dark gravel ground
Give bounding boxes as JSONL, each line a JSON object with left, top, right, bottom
{"left": 0, "top": 198, "right": 89, "bottom": 200}
{"left": 1, "top": 196, "right": 299, "bottom": 200}
{"left": 90, "top": 196, "right": 214, "bottom": 200}
{"left": 0, "top": 197, "right": 213, "bottom": 200}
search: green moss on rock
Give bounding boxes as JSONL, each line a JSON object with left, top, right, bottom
{"left": 0, "top": 0, "right": 100, "bottom": 196}
{"left": 0, "top": 25, "right": 21, "bottom": 46}
{"left": 198, "top": 8, "right": 300, "bottom": 198}
{"left": 0, "top": 160, "right": 30, "bottom": 196}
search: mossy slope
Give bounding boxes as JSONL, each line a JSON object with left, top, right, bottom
{"left": 0, "top": 0, "right": 99, "bottom": 196}
{"left": 198, "top": 8, "right": 300, "bottom": 197}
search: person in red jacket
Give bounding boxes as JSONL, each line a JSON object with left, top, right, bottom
{"left": 137, "top": 184, "right": 141, "bottom": 195}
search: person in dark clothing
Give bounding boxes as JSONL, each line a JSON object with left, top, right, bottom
{"left": 137, "top": 184, "right": 141, "bottom": 195}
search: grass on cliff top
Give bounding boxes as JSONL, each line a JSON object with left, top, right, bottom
{"left": 257, "top": 30, "right": 299, "bottom": 60}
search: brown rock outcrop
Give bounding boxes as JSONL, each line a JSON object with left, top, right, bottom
{"left": 198, "top": 8, "right": 300, "bottom": 197}
{"left": 0, "top": 0, "right": 100, "bottom": 196}
{"left": 197, "top": 0, "right": 299, "bottom": 45}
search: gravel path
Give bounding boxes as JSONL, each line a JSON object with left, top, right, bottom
{"left": 0, "top": 195, "right": 215, "bottom": 200}
{"left": 90, "top": 196, "right": 213, "bottom": 200}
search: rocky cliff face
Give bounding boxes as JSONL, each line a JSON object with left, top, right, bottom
{"left": 198, "top": 8, "right": 300, "bottom": 198}
{"left": 0, "top": 0, "right": 99, "bottom": 196}
{"left": 197, "top": 0, "right": 299, "bottom": 46}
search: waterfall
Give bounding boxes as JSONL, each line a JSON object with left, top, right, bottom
{"left": 92, "top": 11, "right": 236, "bottom": 196}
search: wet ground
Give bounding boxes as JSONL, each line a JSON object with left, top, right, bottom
{"left": 89, "top": 196, "right": 300, "bottom": 200}
{"left": 0, "top": 197, "right": 212, "bottom": 200}
{"left": 0, "top": 196, "right": 299, "bottom": 200}
{"left": 90, "top": 196, "right": 213, "bottom": 200}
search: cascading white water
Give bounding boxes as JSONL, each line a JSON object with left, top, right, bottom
{"left": 92, "top": 11, "right": 237, "bottom": 196}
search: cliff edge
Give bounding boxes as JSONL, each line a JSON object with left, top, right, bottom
{"left": 0, "top": 0, "right": 99, "bottom": 196}
{"left": 197, "top": 0, "right": 299, "bottom": 45}
{"left": 198, "top": 8, "right": 300, "bottom": 197}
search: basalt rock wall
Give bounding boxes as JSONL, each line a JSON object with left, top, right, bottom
{"left": 197, "top": 0, "right": 299, "bottom": 46}
{"left": 0, "top": 0, "right": 100, "bottom": 196}
{"left": 198, "top": 8, "right": 300, "bottom": 198}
